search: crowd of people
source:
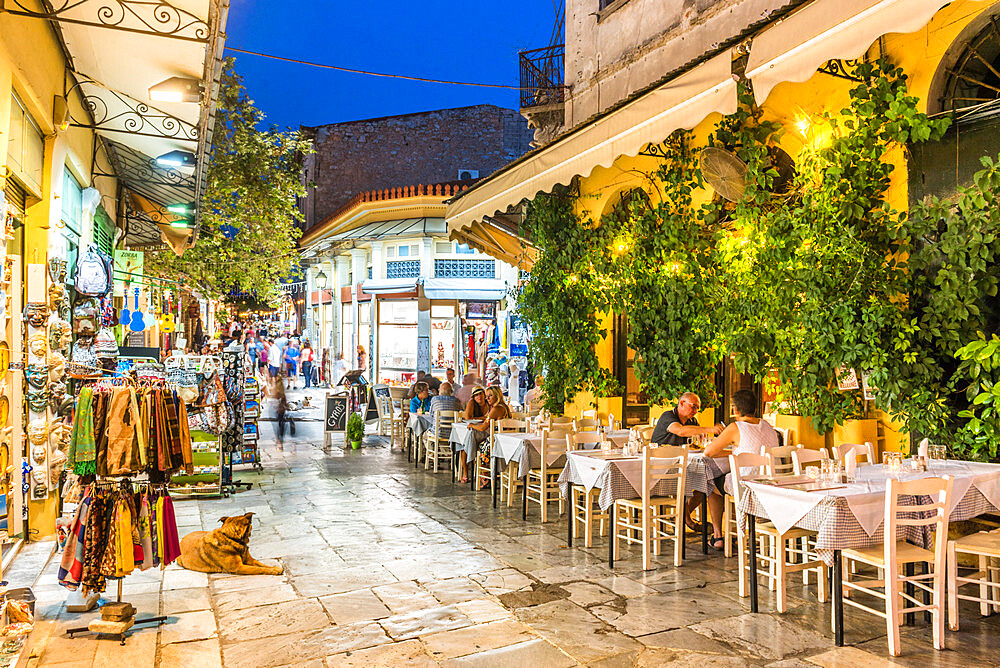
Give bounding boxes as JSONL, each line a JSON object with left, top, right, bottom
{"left": 406, "top": 369, "right": 544, "bottom": 484}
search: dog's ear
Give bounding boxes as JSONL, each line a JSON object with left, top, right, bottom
{"left": 243, "top": 512, "right": 255, "bottom": 520}
{"left": 218, "top": 516, "right": 230, "bottom": 524}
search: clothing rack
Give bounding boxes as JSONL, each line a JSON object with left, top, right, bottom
{"left": 63, "top": 478, "right": 175, "bottom": 644}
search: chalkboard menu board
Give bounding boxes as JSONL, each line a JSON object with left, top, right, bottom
{"left": 325, "top": 394, "right": 349, "bottom": 432}
{"left": 365, "top": 384, "right": 391, "bottom": 422}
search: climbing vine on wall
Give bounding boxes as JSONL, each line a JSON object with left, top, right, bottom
{"left": 519, "top": 188, "right": 620, "bottom": 412}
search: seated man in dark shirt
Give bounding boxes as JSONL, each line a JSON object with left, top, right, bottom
{"left": 651, "top": 392, "right": 724, "bottom": 539}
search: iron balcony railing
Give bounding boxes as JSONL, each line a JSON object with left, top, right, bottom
{"left": 519, "top": 44, "right": 566, "bottom": 109}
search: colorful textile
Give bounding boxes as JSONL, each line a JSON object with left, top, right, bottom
{"left": 69, "top": 387, "right": 96, "bottom": 475}
{"left": 161, "top": 495, "right": 181, "bottom": 566}
{"left": 58, "top": 495, "right": 92, "bottom": 590}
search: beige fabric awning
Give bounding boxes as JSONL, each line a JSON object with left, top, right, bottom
{"left": 746, "top": 0, "right": 987, "bottom": 106}
{"left": 446, "top": 51, "right": 737, "bottom": 235}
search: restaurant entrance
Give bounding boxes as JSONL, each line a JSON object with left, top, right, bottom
{"left": 612, "top": 315, "right": 649, "bottom": 427}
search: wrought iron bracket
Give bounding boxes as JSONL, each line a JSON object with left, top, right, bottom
{"left": 1, "top": 0, "right": 211, "bottom": 42}
{"left": 66, "top": 72, "right": 199, "bottom": 142}
{"left": 817, "top": 58, "right": 865, "bottom": 83}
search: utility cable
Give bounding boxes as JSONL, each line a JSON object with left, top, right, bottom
{"left": 224, "top": 46, "right": 528, "bottom": 91}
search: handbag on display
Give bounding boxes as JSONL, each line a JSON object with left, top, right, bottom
{"left": 197, "top": 373, "right": 225, "bottom": 406}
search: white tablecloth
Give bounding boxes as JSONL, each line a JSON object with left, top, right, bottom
{"left": 493, "top": 431, "right": 630, "bottom": 479}
{"left": 738, "top": 459, "right": 1000, "bottom": 564}
{"left": 558, "top": 451, "right": 727, "bottom": 510}
{"left": 406, "top": 413, "right": 434, "bottom": 438}
{"left": 449, "top": 422, "right": 483, "bottom": 460}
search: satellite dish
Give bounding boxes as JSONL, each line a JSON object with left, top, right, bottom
{"left": 700, "top": 147, "right": 748, "bottom": 202}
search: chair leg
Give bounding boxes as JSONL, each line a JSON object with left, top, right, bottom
{"left": 886, "top": 563, "right": 902, "bottom": 657}
{"left": 584, "top": 494, "right": 593, "bottom": 548}
{"left": 737, "top": 518, "right": 748, "bottom": 598}
{"left": 934, "top": 557, "right": 946, "bottom": 650}
{"left": 776, "top": 536, "right": 788, "bottom": 613}
{"left": 818, "top": 557, "right": 829, "bottom": 603}
{"left": 723, "top": 496, "right": 733, "bottom": 559}
{"left": 642, "top": 504, "right": 660, "bottom": 571}
{"left": 674, "top": 512, "right": 682, "bottom": 568}
{"left": 980, "top": 555, "right": 991, "bottom": 617}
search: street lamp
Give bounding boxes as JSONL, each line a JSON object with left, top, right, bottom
{"left": 315, "top": 268, "right": 329, "bottom": 386}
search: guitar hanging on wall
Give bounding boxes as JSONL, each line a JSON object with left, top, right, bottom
{"left": 119, "top": 283, "right": 132, "bottom": 326}
{"left": 129, "top": 287, "right": 145, "bottom": 332}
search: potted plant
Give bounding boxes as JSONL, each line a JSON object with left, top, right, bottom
{"left": 346, "top": 413, "right": 364, "bottom": 450}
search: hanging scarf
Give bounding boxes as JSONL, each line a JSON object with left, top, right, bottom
{"left": 137, "top": 494, "right": 154, "bottom": 570}
{"left": 161, "top": 494, "right": 181, "bottom": 567}
{"left": 58, "top": 494, "right": 92, "bottom": 590}
{"left": 69, "top": 388, "right": 96, "bottom": 475}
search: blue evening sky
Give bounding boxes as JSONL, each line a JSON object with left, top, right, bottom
{"left": 224, "top": 1, "right": 560, "bottom": 130}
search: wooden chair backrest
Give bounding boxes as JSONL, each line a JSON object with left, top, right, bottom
{"left": 791, "top": 447, "right": 829, "bottom": 475}
{"left": 574, "top": 418, "right": 601, "bottom": 432}
{"left": 764, "top": 444, "right": 798, "bottom": 476}
{"left": 836, "top": 442, "right": 875, "bottom": 466}
{"left": 729, "top": 451, "right": 772, "bottom": 506}
{"left": 569, "top": 432, "right": 602, "bottom": 451}
{"left": 637, "top": 426, "right": 655, "bottom": 445}
{"left": 644, "top": 445, "right": 688, "bottom": 504}
{"left": 496, "top": 418, "right": 529, "bottom": 433}
{"left": 884, "top": 476, "right": 953, "bottom": 568}
{"left": 433, "top": 410, "right": 459, "bottom": 441}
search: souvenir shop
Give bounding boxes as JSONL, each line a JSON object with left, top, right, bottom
{"left": 455, "top": 301, "right": 533, "bottom": 408}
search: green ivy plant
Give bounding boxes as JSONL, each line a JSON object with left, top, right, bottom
{"left": 878, "top": 155, "right": 1000, "bottom": 457}
{"left": 723, "top": 60, "right": 949, "bottom": 434}
{"left": 955, "top": 333, "right": 1000, "bottom": 461}
{"left": 519, "top": 188, "right": 620, "bottom": 412}
{"left": 602, "top": 132, "right": 725, "bottom": 406}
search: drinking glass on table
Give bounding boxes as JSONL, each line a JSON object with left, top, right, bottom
{"left": 820, "top": 459, "right": 834, "bottom": 483}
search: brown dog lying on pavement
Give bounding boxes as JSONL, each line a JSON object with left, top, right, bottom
{"left": 176, "top": 512, "right": 282, "bottom": 575}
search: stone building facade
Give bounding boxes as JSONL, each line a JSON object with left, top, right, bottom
{"left": 299, "top": 104, "right": 534, "bottom": 232}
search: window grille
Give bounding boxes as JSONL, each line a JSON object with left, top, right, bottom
{"left": 434, "top": 259, "right": 496, "bottom": 278}
{"left": 386, "top": 260, "right": 420, "bottom": 279}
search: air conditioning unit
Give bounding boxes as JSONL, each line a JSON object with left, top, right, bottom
{"left": 457, "top": 169, "right": 479, "bottom": 181}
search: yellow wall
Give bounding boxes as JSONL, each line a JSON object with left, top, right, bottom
{"left": 1, "top": 5, "right": 118, "bottom": 538}
{"left": 558, "top": 0, "right": 997, "bottom": 440}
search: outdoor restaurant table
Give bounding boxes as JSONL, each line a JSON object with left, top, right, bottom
{"left": 736, "top": 458, "right": 1000, "bottom": 646}
{"left": 406, "top": 413, "right": 435, "bottom": 468}
{"left": 556, "top": 449, "right": 728, "bottom": 558}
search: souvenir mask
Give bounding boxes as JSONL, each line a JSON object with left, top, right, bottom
{"left": 27, "top": 420, "right": 49, "bottom": 446}
{"left": 27, "top": 333, "right": 47, "bottom": 358}
{"left": 24, "top": 303, "right": 49, "bottom": 328}
{"left": 25, "top": 364, "right": 48, "bottom": 389}
{"left": 31, "top": 445, "right": 46, "bottom": 465}
{"left": 26, "top": 389, "right": 50, "bottom": 413}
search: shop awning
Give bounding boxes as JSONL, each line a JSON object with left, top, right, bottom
{"left": 451, "top": 217, "right": 538, "bottom": 271}
{"left": 446, "top": 51, "right": 737, "bottom": 236}
{"left": 21, "top": 0, "right": 230, "bottom": 249}
{"left": 422, "top": 278, "right": 508, "bottom": 301}
{"left": 746, "top": 0, "right": 985, "bottom": 105}
{"left": 360, "top": 278, "right": 419, "bottom": 295}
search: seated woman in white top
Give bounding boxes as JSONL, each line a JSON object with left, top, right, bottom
{"left": 702, "top": 389, "right": 779, "bottom": 550}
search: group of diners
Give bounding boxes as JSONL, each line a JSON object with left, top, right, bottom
{"left": 405, "top": 369, "right": 547, "bottom": 484}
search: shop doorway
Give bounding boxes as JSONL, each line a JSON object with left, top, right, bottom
{"left": 718, "top": 357, "right": 763, "bottom": 423}
{"left": 612, "top": 315, "right": 649, "bottom": 427}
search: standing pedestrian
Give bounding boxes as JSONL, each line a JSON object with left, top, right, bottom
{"left": 284, "top": 339, "right": 300, "bottom": 389}
{"left": 301, "top": 341, "right": 315, "bottom": 388}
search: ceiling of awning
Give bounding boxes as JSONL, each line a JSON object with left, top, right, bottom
{"left": 445, "top": 51, "right": 738, "bottom": 238}
{"left": 14, "top": 0, "right": 230, "bottom": 249}
{"left": 300, "top": 218, "right": 448, "bottom": 259}
{"left": 745, "top": 0, "right": 991, "bottom": 105}
{"left": 451, "top": 215, "right": 538, "bottom": 271}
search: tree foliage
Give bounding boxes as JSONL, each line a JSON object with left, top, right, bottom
{"left": 147, "top": 58, "right": 311, "bottom": 303}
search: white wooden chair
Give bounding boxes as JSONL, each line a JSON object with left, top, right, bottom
{"left": 376, "top": 395, "right": 394, "bottom": 437}
{"left": 568, "top": 432, "right": 607, "bottom": 547}
{"left": 543, "top": 416, "right": 575, "bottom": 430}
{"left": 574, "top": 418, "right": 601, "bottom": 432}
{"left": 835, "top": 441, "right": 875, "bottom": 466}
{"left": 948, "top": 528, "right": 1000, "bottom": 631}
{"left": 731, "top": 451, "right": 828, "bottom": 613}
{"left": 764, "top": 444, "right": 798, "bottom": 477}
{"left": 792, "top": 447, "right": 830, "bottom": 475}
{"left": 580, "top": 408, "right": 597, "bottom": 420}
{"left": 495, "top": 418, "right": 529, "bottom": 505}
{"left": 612, "top": 445, "right": 687, "bottom": 569}
{"left": 636, "top": 425, "right": 655, "bottom": 445}
{"left": 840, "top": 475, "right": 954, "bottom": 656}
{"left": 525, "top": 429, "right": 571, "bottom": 522}
{"left": 424, "top": 410, "right": 458, "bottom": 473}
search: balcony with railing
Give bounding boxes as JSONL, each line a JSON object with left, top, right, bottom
{"left": 519, "top": 44, "right": 566, "bottom": 109}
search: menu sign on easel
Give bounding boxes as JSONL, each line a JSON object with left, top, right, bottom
{"left": 325, "top": 394, "right": 349, "bottom": 433}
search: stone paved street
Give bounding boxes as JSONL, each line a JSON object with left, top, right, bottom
{"left": 23, "top": 409, "right": 1000, "bottom": 667}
